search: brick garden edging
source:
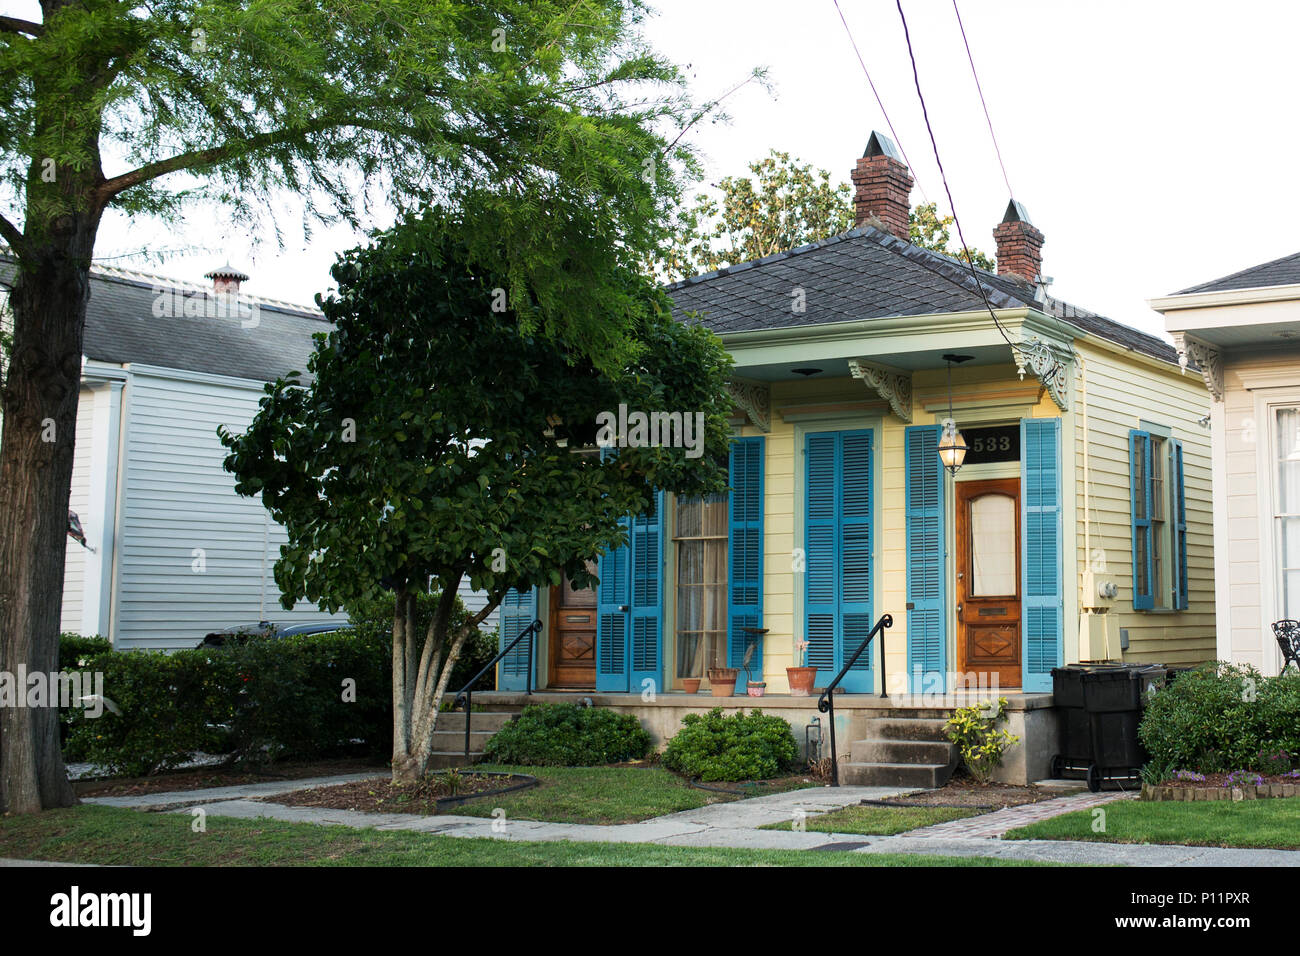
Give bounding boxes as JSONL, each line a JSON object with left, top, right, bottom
{"left": 1141, "top": 782, "right": 1300, "bottom": 801}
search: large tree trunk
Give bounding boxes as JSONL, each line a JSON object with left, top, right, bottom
{"left": 0, "top": 209, "right": 101, "bottom": 813}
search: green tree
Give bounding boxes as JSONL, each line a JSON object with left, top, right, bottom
{"left": 655, "top": 152, "right": 995, "bottom": 279}
{"left": 219, "top": 210, "right": 733, "bottom": 783}
{"left": 0, "top": 0, "right": 706, "bottom": 813}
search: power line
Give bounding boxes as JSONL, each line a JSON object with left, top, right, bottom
{"left": 952, "top": 0, "right": 1014, "bottom": 199}
{"left": 831, "top": 0, "right": 929, "bottom": 205}
{"left": 891, "top": 0, "right": 1015, "bottom": 350}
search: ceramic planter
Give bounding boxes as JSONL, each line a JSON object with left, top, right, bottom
{"left": 707, "top": 667, "right": 739, "bottom": 697}
{"left": 682, "top": 678, "right": 702, "bottom": 694}
{"left": 786, "top": 666, "right": 817, "bottom": 697}
{"left": 747, "top": 682, "right": 767, "bottom": 698}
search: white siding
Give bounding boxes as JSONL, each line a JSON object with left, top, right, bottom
{"left": 113, "top": 370, "right": 346, "bottom": 650}
{"left": 457, "top": 581, "right": 498, "bottom": 630}
{"left": 60, "top": 387, "right": 95, "bottom": 633}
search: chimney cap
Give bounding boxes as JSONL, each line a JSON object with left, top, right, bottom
{"left": 863, "top": 131, "right": 903, "bottom": 162}
{"left": 204, "top": 262, "right": 249, "bottom": 281}
{"left": 1001, "top": 199, "right": 1034, "bottom": 225}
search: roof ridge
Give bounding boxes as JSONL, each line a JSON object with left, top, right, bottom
{"left": 1175, "top": 249, "right": 1300, "bottom": 294}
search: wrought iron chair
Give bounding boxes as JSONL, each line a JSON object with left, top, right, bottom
{"left": 1273, "top": 620, "right": 1300, "bottom": 673}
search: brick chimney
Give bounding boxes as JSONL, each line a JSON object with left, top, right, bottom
{"left": 992, "top": 200, "right": 1044, "bottom": 285}
{"left": 851, "top": 131, "right": 913, "bottom": 238}
{"left": 204, "top": 262, "right": 249, "bottom": 294}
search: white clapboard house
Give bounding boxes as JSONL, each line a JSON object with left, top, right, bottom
{"left": 1, "top": 259, "right": 494, "bottom": 650}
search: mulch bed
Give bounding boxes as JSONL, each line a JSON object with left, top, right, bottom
{"left": 263, "top": 773, "right": 532, "bottom": 815}
{"left": 875, "top": 776, "right": 1082, "bottom": 810}
{"left": 74, "top": 757, "right": 388, "bottom": 798}
{"left": 1158, "top": 772, "right": 1300, "bottom": 789}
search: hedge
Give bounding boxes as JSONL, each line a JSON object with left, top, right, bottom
{"left": 60, "top": 591, "right": 499, "bottom": 776}
{"left": 1139, "top": 663, "right": 1300, "bottom": 774}
{"left": 662, "top": 708, "right": 799, "bottom": 781}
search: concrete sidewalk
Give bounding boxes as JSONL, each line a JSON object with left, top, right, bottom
{"left": 81, "top": 773, "right": 1300, "bottom": 867}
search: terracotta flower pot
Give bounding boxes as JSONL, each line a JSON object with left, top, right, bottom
{"left": 747, "top": 682, "right": 767, "bottom": 698}
{"left": 682, "top": 678, "right": 702, "bottom": 694}
{"left": 786, "top": 666, "right": 818, "bottom": 697}
{"left": 707, "top": 667, "right": 739, "bottom": 697}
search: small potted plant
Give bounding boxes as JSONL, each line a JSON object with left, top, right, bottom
{"left": 787, "top": 639, "right": 817, "bottom": 696}
{"left": 682, "top": 677, "right": 702, "bottom": 694}
{"left": 740, "top": 637, "right": 765, "bottom": 697}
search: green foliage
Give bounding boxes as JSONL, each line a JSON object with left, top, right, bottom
{"left": 58, "top": 633, "right": 111, "bottom": 671}
{"left": 62, "top": 630, "right": 393, "bottom": 776}
{"left": 662, "top": 707, "right": 798, "bottom": 781}
{"left": 655, "top": 152, "right": 995, "bottom": 280}
{"left": 1138, "top": 664, "right": 1300, "bottom": 773}
{"left": 220, "top": 209, "right": 733, "bottom": 615}
{"left": 945, "top": 698, "right": 1020, "bottom": 784}
{"left": 1, "top": 1, "right": 710, "bottom": 367}
{"left": 483, "top": 704, "right": 651, "bottom": 766}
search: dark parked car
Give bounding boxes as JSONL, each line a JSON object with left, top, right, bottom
{"left": 201, "top": 620, "right": 352, "bottom": 647}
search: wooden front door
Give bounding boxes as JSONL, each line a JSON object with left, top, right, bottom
{"left": 956, "top": 478, "right": 1022, "bottom": 688}
{"left": 549, "top": 562, "right": 597, "bottom": 689}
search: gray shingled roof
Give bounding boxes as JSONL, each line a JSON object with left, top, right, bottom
{"left": 667, "top": 224, "right": 1179, "bottom": 365}
{"left": 1176, "top": 250, "right": 1300, "bottom": 294}
{"left": 1, "top": 259, "right": 327, "bottom": 382}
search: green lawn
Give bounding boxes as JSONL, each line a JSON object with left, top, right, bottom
{"left": 1004, "top": 796, "right": 1300, "bottom": 849}
{"left": 449, "top": 765, "right": 820, "bottom": 825}
{"left": 0, "top": 805, "right": 1049, "bottom": 867}
{"left": 760, "top": 803, "right": 982, "bottom": 836}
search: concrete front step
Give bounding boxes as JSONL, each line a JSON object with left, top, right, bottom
{"left": 850, "top": 737, "right": 955, "bottom": 765}
{"left": 430, "top": 730, "right": 498, "bottom": 751}
{"left": 864, "top": 717, "right": 952, "bottom": 742}
{"left": 838, "top": 761, "right": 954, "bottom": 788}
{"left": 426, "top": 751, "right": 485, "bottom": 770}
{"left": 435, "top": 712, "right": 516, "bottom": 733}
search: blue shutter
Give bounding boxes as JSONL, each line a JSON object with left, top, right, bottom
{"left": 596, "top": 516, "right": 631, "bottom": 692}
{"left": 805, "top": 434, "right": 838, "bottom": 684}
{"left": 727, "top": 437, "right": 764, "bottom": 689}
{"left": 1172, "top": 438, "right": 1188, "bottom": 610}
{"left": 498, "top": 586, "right": 537, "bottom": 691}
{"left": 840, "top": 432, "right": 874, "bottom": 691}
{"left": 804, "top": 429, "right": 873, "bottom": 694}
{"left": 1129, "top": 430, "right": 1154, "bottom": 610}
{"left": 630, "top": 492, "right": 664, "bottom": 693}
{"left": 1022, "top": 418, "right": 1063, "bottom": 693}
{"left": 906, "top": 424, "right": 946, "bottom": 694}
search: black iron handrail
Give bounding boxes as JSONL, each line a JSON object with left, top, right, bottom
{"left": 452, "top": 617, "right": 541, "bottom": 762}
{"left": 817, "top": 613, "right": 893, "bottom": 786}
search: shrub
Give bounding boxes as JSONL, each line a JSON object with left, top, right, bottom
{"left": 1138, "top": 663, "right": 1300, "bottom": 773}
{"left": 59, "top": 632, "right": 111, "bottom": 670}
{"left": 483, "top": 703, "right": 651, "bottom": 766}
{"left": 662, "top": 707, "right": 798, "bottom": 781}
{"left": 945, "top": 698, "right": 1020, "bottom": 784}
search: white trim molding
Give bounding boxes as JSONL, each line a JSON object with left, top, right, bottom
{"left": 725, "top": 379, "right": 770, "bottom": 433}
{"left": 1011, "top": 336, "right": 1072, "bottom": 410}
{"left": 1171, "top": 331, "right": 1223, "bottom": 402}
{"left": 847, "top": 358, "right": 912, "bottom": 423}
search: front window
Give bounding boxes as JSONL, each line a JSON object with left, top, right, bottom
{"left": 674, "top": 495, "right": 728, "bottom": 678}
{"left": 1276, "top": 407, "right": 1300, "bottom": 620}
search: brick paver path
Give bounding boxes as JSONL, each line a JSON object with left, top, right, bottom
{"left": 901, "top": 789, "right": 1139, "bottom": 839}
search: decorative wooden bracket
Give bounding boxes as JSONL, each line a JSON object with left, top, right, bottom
{"left": 1171, "top": 331, "right": 1223, "bottom": 402}
{"left": 848, "top": 358, "right": 912, "bottom": 423}
{"left": 1012, "top": 337, "right": 1071, "bottom": 411}
{"left": 726, "top": 379, "right": 771, "bottom": 433}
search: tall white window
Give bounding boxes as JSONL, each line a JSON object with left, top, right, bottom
{"left": 1275, "top": 407, "right": 1300, "bottom": 620}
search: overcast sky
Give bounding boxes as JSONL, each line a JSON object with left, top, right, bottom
{"left": 81, "top": 0, "right": 1300, "bottom": 341}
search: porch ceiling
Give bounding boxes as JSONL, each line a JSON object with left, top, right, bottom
{"left": 729, "top": 344, "right": 1014, "bottom": 382}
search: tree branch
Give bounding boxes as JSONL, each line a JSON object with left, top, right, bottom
{"left": 0, "top": 213, "right": 28, "bottom": 260}
{"left": 0, "top": 16, "right": 43, "bottom": 37}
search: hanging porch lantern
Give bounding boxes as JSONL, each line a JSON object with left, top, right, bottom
{"left": 937, "top": 354, "right": 973, "bottom": 475}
